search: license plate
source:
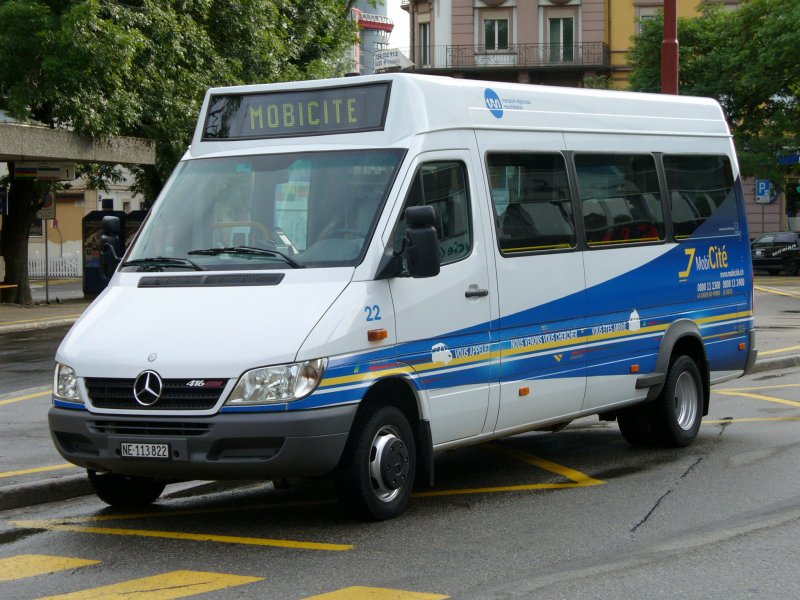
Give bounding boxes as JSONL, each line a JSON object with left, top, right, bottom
{"left": 120, "top": 442, "right": 169, "bottom": 459}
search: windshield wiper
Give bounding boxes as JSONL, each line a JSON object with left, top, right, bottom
{"left": 187, "top": 246, "right": 304, "bottom": 269}
{"left": 121, "top": 256, "right": 205, "bottom": 271}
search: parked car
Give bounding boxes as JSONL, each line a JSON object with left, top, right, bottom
{"left": 751, "top": 231, "right": 800, "bottom": 275}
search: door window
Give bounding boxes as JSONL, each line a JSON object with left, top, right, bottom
{"left": 393, "top": 161, "right": 472, "bottom": 266}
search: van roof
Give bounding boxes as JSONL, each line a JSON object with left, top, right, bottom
{"left": 190, "top": 73, "right": 730, "bottom": 157}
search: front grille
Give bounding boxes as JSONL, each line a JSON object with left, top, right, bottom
{"left": 85, "top": 378, "right": 226, "bottom": 410}
{"left": 88, "top": 420, "right": 212, "bottom": 437}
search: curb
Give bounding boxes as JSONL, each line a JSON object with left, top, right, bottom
{"left": 0, "top": 316, "right": 82, "bottom": 335}
{"left": 0, "top": 474, "right": 93, "bottom": 512}
{"left": 747, "top": 354, "right": 800, "bottom": 373}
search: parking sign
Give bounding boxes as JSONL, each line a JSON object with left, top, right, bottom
{"left": 755, "top": 179, "right": 772, "bottom": 204}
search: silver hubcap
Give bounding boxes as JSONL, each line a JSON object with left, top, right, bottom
{"left": 674, "top": 371, "right": 699, "bottom": 431}
{"left": 368, "top": 425, "right": 409, "bottom": 503}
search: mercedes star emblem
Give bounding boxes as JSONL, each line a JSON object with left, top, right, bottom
{"left": 133, "top": 370, "right": 163, "bottom": 406}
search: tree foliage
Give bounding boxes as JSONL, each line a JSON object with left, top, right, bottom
{"left": 628, "top": 0, "right": 800, "bottom": 182}
{"left": 0, "top": 0, "right": 358, "bottom": 303}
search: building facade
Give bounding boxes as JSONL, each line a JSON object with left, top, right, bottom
{"left": 350, "top": 0, "right": 394, "bottom": 75}
{"left": 402, "top": 0, "right": 609, "bottom": 86}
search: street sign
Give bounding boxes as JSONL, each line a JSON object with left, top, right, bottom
{"left": 36, "top": 191, "right": 56, "bottom": 220}
{"left": 374, "top": 49, "right": 413, "bottom": 71}
{"left": 14, "top": 162, "right": 76, "bottom": 181}
{"left": 755, "top": 179, "right": 773, "bottom": 204}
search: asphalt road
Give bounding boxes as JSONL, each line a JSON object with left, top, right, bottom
{"left": 0, "top": 275, "right": 798, "bottom": 598}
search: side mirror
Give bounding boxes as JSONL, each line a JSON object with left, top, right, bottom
{"left": 404, "top": 206, "right": 440, "bottom": 278}
{"left": 99, "top": 216, "right": 123, "bottom": 279}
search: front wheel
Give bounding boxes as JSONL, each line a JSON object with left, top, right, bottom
{"left": 785, "top": 258, "right": 799, "bottom": 276}
{"left": 88, "top": 470, "right": 166, "bottom": 507}
{"left": 649, "top": 355, "right": 704, "bottom": 447}
{"left": 335, "top": 404, "right": 416, "bottom": 521}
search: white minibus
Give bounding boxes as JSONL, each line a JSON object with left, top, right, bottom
{"left": 49, "top": 74, "right": 756, "bottom": 520}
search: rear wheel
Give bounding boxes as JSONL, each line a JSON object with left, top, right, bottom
{"left": 648, "top": 355, "right": 703, "bottom": 447}
{"left": 335, "top": 404, "right": 416, "bottom": 521}
{"left": 785, "top": 258, "right": 799, "bottom": 276}
{"left": 88, "top": 470, "right": 166, "bottom": 507}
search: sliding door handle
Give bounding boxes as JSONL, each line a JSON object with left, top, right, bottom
{"left": 465, "top": 288, "right": 489, "bottom": 298}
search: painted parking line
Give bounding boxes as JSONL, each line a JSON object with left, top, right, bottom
{"left": 36, "top": 570, "right": 263, "bottom": 600}
{"left": 758, "top": 344, "right": 800, "bottom": 357}
{"left": 754, "top": 284, "right": 800, "bottom": 298}
{"left": 306, "top": 586, "right": 449, "bottom": 600}
{"left": 414, "top": 443, "right": 605, "bottom": 499}
{"left": 9, "top": 520, "right": 353, "bottom": 552}
{"left": 0, "top": 387, "right": 51, "bottom": 406}
{"left": 0, "top": 463, "right": 77, "bottom": 479}
{"left": 706, "top": 416, "right": 800, "bottom": 424}
{"left": 715, "top": 383, "right": 800, "bottom": 408}
{"left": 0, "top": 554, "right": 99, "bottom": 583}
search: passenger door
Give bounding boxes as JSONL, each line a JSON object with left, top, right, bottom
{"left": 479, "top": 133, "right": 588, "bottom": 433}
{"left": 387, "top": 152, "right": 494, "bottom": 445}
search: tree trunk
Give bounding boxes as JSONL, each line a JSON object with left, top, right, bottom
{"left": 1, "top": 162, "right": 45, "bottom": 305}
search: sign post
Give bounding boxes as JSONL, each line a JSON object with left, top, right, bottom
{"left": 36, "top": 191, "right": 57, "bottom": 304}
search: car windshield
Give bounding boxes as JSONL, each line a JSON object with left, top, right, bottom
{"left": 124, "top": 149, "right": 405, "bottom": 270}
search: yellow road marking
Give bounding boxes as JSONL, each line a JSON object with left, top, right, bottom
{"left": 37, "top": 570, "right": 263, "bottom": 599}
{"left": 754, "top": 285, "right": 800, "bottom": 298}
{"left": 10, "top": 521, "right": 352, "bottom": 552}
{"left": 0, "top": 554, "right": 99, "bottom": 583}
{"left": 706, "top": 417, "right": 800, "bottom": 424}
{"left": 0, "top": 388, "right": 51, "bottom": 406}
{"left": 1, "top": 314, "right": 82, "bottom": 326}
{"left": 715, "top": 390, "right": 800, "bottom": 408}
{"left": 756, "top": 345, "right": 800, "bottom": 357}
{"left": 414, "top": 444, "right": 604, "bottom": 498}
{"left": 307, "top": 586, "right": 449, "bottom": 599}
{"left": 0, "top": 463, "right": 77, "bottom": 479}
{"left": 716, "top": 383, "right": 800, "bottom": 392}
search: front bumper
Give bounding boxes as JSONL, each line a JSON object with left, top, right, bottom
{"left": 48, "top": 404, "right": 357, "bottom": 481}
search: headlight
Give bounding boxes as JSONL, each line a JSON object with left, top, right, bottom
{"left": 54, "top": 363, "right": 82, "bottom": 403}
{"left": 226, "top": 358, "right": 327, "bottom": 405}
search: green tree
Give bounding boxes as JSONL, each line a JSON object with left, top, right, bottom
{"left": 628, "top": 0, "right": 800, "bottom": 183}
{"left": 0, "top": 0, "right": 358, "bottom": 304}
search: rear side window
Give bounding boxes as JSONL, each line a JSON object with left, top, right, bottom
{"left": 664, "top": 155, "right": 736, "bottom": 239}
{"left": 487, "top": 153, "right": 576, "bottom": 254}
{"left": 393, "top": 161, "right": 472, "bottom": 266}
{"left": 574, "top": 154, "right": 665, "bottom": 247}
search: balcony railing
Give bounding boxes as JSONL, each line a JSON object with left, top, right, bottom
{"left": 411, "top": 42, "right": 610, "bottom": 71}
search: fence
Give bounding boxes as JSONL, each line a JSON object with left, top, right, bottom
{"left": 28, "top": 255, "right": 82, "bottom": 278}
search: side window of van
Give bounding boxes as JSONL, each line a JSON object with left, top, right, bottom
{"left": 487, "top": 153, "right": 576, "bottom": 254}
{"left": 663, "top": 155, "right": 736, "bottom": 239}
{"left": 575, "top": 154, "right": 665, "bottom": 246}
{"left": 393, "top": 161, "right": 472, "bottom": 266}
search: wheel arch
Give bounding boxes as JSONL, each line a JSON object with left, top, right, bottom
{"left": 648, "top": 319, "right": 710, "bottom": 415}
{"left": 350, "top": 375, "right": 434, "bottom": 487}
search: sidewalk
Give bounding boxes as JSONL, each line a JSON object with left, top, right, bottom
{"left": 1, "top": 295, "right": 799, "bottom": 512}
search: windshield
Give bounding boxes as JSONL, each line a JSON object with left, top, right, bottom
{"left": 125, "top": 149, "right": 405, "bottom": 270}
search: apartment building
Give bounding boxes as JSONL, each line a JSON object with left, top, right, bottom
{"left": 401, "top": 0, "right": 609, "bottom": 87}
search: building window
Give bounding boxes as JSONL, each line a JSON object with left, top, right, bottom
{"left": 419, "top": 23, "right": 431, "bottom": 66}
{"left": 484, "top": 19, "right": 509, "bottom": 51}
{"left": 637, "top": 7, "right": 659, "bottom": 34}
{"left": 549, "top": 17, "right": 574, "bottom": 62}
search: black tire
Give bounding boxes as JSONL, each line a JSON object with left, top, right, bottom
{"left": 785, "top": 258, "right": 799, "bottom": 276}
{"left": 617, "top": 404, "right": 656, "bottom": 446}
{"left": 88, "top": 470, "right": 166, "bottom": 507}
{"left": 335, "top": 404, "right": 416, "bottom": 521}
{"left": 648, "top": 355, "right": 704, "bottom": 447}
{"left": 767, "top": 268, "right": 781, "bottom": 275}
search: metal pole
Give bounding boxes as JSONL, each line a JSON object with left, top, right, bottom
{"left": 44, "top": 220, "right": 50, "bottom": 304}
{"left": 662, "top": 0, "right": 679, "bottom": 94}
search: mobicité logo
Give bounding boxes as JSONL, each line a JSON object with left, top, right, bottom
{"left": 484, "top": 88, "right": 503, "bottom": 119}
